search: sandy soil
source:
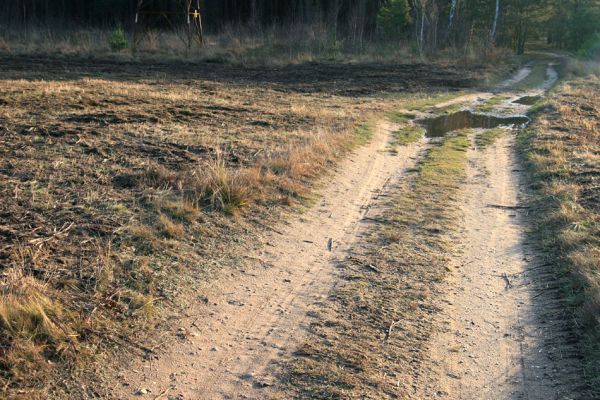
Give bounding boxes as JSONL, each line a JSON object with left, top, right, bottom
{"left": 415, "top": 134, "right": 584, "bottom": 399}
{"left": 113, "top": 121, "right": 425, "bottom": 399}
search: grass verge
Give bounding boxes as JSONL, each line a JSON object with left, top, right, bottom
{"left": 517, "top": 77, "right": 600, "bottom": 394}
{"left": 281, "top": 132, "right": 469, "bottom": 398}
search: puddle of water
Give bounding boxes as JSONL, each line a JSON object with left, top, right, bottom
{"left": 417, "top": 110, "right": 530, "bottom": 137}
{"left": 513, "top": 95, "right": 542, "bottom": 105}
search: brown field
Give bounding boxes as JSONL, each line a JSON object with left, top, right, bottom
{"left": 0, "top": 55, "right": 483, "bottom": 397}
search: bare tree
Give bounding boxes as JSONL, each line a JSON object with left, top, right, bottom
{"left": 491, "top": 0, "right": 500, "bottom": 43}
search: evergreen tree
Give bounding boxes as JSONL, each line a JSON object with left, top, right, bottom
{"left": 377, "top": 0, "right": 412, "bottom": 37}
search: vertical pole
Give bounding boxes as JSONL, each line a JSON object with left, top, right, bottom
{"left": 186, "top": 0, "right": 192, "bottom": 53}
{"left": 195, "top": 0, "right": 203, "bottom": 45}
{"left": 132, "top": 0, "right": 144, "bottom": 53}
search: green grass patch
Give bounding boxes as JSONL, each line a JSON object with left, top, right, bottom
{"left": 475, "top": 128, "right": 506, "bottom": 149}
{"left": 400, "top": 91, "right": 467, "bottom": 111}
{"left": 385, "top": 110, "right": 412, "bottom": 124}
{"left": 414, "top": 132, "right": 469, "bottom": 190}
{"left": 391, "top": 126, "right": 425, "bottom": 148}
{"left": 514, "top": 63, "right": 548, "bottom": 90}
{"left": 475, "top": 94, "right": 511, "bottom": 112}
{"left": 526, "top": 98, "right": 551, "bottom": 118}
{"left": 354, "top": 121, "right": 375, "bottom": 145}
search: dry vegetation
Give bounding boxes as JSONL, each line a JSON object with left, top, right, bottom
{"left": 0, "top": 25, "right": 516, "bottom": 67}
{"left": 282, "top": 132, "right": 469, "bottom": 398}
{"left": 519, "top": 77, "right": 600, "bottom": 393}
{"left": 0, "top": 55, "right": 480, "bottom": 398}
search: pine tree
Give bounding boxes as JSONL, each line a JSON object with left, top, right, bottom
{"left": 377, "top": 0, "right": 412, "bottom": 38}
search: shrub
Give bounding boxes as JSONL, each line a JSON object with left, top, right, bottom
{"left": 578, "top": 32, "right": 600, "bottom": 59}
{"left": 109, "top": 26, "right": 128, "bottom": 52}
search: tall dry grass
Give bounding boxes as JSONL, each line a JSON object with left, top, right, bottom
{"left": 0, "top": 269, "right": 76, "bottom": 384}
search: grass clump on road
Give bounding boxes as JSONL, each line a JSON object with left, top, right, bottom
{"left": 514, "top": 63, "right": 549, "bottom": 90}
{"left": 518, "top": 78, "right": 600, "bottom": 394}
{"left": 475, "top": 94, "right": 511, "bottom": 112}
{"left": 283, "top": 132, "right": 469, "bottom": 398}
{"left": 475, "top": 128, "right": 507, "bottom": 149}
{"left": 391, "top": 126, "right": 425, "bottom": 148}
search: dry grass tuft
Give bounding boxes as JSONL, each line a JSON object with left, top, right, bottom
{"left": 0, "top": 270, "right": 68, "bottom": 343}
{"left": 127, "top": 225, "right": 160, "bottom": 255}
{"left": 158, "top": 214, "right": 185, "bottom": 238}
{"left": 0, "top": 269, "right": 76, "bottom": 385}
{"left": 160, "top": 200, "right": 200, "bottom": 223}
{"left": 192, "top": 158, "right": 257, "bottom": 215}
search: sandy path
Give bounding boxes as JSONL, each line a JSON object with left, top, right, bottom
{"left": 417, "top": 134, "right": 583, "bottom": 399}
{"left": 115, "top": 121, "right": 425, "bottom": 400}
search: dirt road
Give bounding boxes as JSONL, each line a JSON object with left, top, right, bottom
{"left": 113, "top": 61, "right": 586, "bottom": 400}
{"left": 416, "top": 134, "right": 583, "bottom": 399}
{"left": 414, "top": 62, "right": 586, "bottom": 399}
{"left": 115, "top": 121, "right": 425, "bottom": 399}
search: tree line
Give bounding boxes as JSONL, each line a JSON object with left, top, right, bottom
{"left": 1, "top": 0, "right": 599, "bottom": 55}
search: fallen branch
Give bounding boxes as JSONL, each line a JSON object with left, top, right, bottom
{"left": 153, "top": 385, "right": 171, "bottom": 400}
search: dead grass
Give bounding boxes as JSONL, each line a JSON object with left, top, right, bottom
{"left": 192, "top": 157, "right": 257, "bottom": 215}
{"left": 0, "top": 56, "right": 480, "bottom": 397}
{"left": 0, "top": 25, "right": 516, "bottom": 67}
{"left": 282, "top": 132, "right": 470, "bottom": 398}
{"left": 518, "top": 77, "right": 600, "bottom": 393}
{"left": 0, "top": 269, "right": 77, "bottom": 392}
{"left": 158, "top": 214, "right": 185, "bottom": 238}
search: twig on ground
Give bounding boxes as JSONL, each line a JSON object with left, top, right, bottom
{"left": 153, "top": 385, "right": 171, "bottom": 400}
{"left": 384, "top": 320, "right": 399, "bottom": 341}
{"left": 501, "top": 272, "right": 513, "bottom": 289}
{"left": 364, "top": 264, "right": 381, "bottom": 273}
{"left": 486, "top": 204, "right": 529, "bottom": 210}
